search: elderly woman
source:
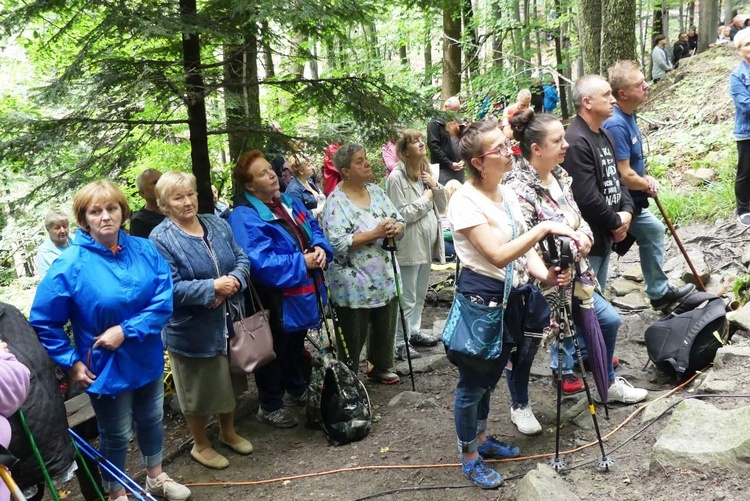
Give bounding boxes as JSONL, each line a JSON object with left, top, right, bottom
{"left": 731, "top": 28, "right": 750, "bottom": 227}
{"left": 504, "top": 109, "right": 648, "bottom": 435}
{"left": 228, "top": 150, "right": 333, "bottom": 429}
{"left": 285, "top": 157, "right": 326, "bottom": 217}
{"left": 444, "top": 119, "right": 577, "bottom": 489}
{"left": 386, "top": 129, "right": 445, "bottom": 361}
{"left": 322, "top": 144, "right": 405, "bottom": 384}
{"left": 29, "top": 181, "right": 190, "bottom": 501}
{"left": 149, "top": 172, "right": 252, "bottom": 470}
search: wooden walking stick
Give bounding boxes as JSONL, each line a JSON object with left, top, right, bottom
{"left": 653, "top": 195, "right": 706, "bottom": 292}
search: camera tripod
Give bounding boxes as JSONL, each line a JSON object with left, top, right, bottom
{"left": 542, "top": 235, "right": 614, "bottom": 473}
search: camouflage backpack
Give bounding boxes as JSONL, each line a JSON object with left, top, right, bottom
{"left": 305, "top": 352, "right": 372, "bottom": 446}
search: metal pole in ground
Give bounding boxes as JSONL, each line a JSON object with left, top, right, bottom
{"left": 383, "top": 238, "right": 416, "bottom": 391}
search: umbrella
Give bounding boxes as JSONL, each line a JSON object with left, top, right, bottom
{"left": 571, "top": 271, "right": 610, "bottom": 409}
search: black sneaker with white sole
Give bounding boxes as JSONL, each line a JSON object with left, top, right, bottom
{"left": 650, "top": 284, "right": 695, "bottom": 311}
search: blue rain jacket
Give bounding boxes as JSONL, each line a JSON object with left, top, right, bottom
{"left": 228, "top": 193, "right": 333, "bottom": 333}
{"left": 29, "top": 230, "right": 172, "bottom": 396}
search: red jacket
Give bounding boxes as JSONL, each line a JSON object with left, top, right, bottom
{"left": 323, "top": 142, "right": 341, "bottom": 195}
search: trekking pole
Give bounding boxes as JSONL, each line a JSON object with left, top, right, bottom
{"left": 382, "top": 237, "right": 416, "bottom": 391}
{"left": 69, "top": 430, "right": 158, "bottom": 501}
{"left": 18, "top": 411, "right": 61, "bottom": 501}
{"left": 653, "top": 195, "right": 706, "bottom": 292}
{"left": 0, "top": 466, "right": 26, "bottom": 501}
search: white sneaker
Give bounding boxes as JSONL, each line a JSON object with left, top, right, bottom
{"left": 146, "top": 472, "right": 191, "bottom": 501}
{"left": 597, "top": 377, "right": 648, "bottom": 404}
{"left": 510, "top": 405, "right": 543, "bottom": 435}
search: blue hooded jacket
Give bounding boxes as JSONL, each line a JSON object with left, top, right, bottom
{"left": 29, "top": 230, "right": 172, "bottom": 396}
{"left": 228, "top": 193, "right": 333, "bottom": 333}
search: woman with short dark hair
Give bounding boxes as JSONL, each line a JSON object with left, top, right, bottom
{"left": 322, "top": 143, "right": 404, "bottom": 384}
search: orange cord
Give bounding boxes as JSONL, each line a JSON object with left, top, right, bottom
{"left": 185, "top": 370, "right": 701, "bottom": 488}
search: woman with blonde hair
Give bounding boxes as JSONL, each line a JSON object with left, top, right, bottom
{"left": 386, "top": 129, "right": 445, "bottom": 360}
{"left": 150, "top": 171, "right": 253, "bottom": 470}
{"left": 30, "top": 180, "right": 190, "bottom": 501}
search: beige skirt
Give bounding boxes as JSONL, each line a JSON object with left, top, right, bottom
{"left": 168, "top": 351, "right": 248, "bottom": 416}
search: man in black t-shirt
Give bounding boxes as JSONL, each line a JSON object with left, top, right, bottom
{"left": 130, "top": 169, "right": 165, "bottom": 238}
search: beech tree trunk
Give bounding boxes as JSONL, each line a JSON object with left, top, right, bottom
{"left": 424, "top": 37, "right": 433, "bottom": 84}
{"left": 601, "top": 0, "right": 637, "bottom": 73}
{"left": 698, "top": 0, "right": 718, "bottom": 52}
{"left": 260, "top": 21, "right": 275, "bottom": 78}
{"left": 180, "top": 0, "right": 212, "bottom": 213}
{"left": 579, "top": 0, "right": 602, "bottom": 74}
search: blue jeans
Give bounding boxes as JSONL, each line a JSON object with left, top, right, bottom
{"left": 454, "top": 348, "right": 510, "bottom": 454}
{"left": 549, "top": 292, "right": 619, "bottom": 381}
{"left": 88, "top": 378, "right": 164, "bottom": 493}
{"left": 550, "top": 335, "right": 586, "bottom": 375}
{"left": 587, "top": 253, "right": 611, "bottom": 291}
{"left": 505, "top": 336, "right": 540, "bottom": 407}
{"left": 628, "top": 209, "right": 669, "bottom": 299}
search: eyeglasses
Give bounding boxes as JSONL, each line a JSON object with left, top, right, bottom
{"left": 477, "top": 140, "right": 513, "bottom": 158}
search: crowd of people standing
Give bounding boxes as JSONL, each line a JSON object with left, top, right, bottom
{"left": 8, "top": 46, "right": 745, "bottom": 497}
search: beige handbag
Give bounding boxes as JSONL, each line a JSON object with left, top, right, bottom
{"left": 228, "top": 281, "right": 276, "bottom": 374}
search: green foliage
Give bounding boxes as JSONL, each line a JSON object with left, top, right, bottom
{"left": 733, "top": 275, "right": 750, "bottom": 306}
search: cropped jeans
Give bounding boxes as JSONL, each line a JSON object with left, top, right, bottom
{"left": 88, "top": 378, "right": 164, "bottom": 493}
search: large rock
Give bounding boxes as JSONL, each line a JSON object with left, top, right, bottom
{"left": 650, "top": 399, "right": 750, "bottom": 472}
{"left": 612, "top": 292, "right": 650, "bottom": 311}
{"left": 387, "top": 391, "right": 439, "bottom": 409}
{"left": 515, "top": 464, "right": 578, "bottom": 501}
{"left": 621, "top": 264, "right": 644, "bottom": 282}
{"left": 610, "top": 278, "right": 640, "bottom": 296}
{"left": 664, "top": 252, "right": 711, "bottom": 287}
{"left": 684, "top": 167, "right": 716, "bottom": 186}
{"left": 727, "top": 302, "right": 750, "bottom": 332}
{"left": 697, "top": 342, "right": 750, "bottom": 393}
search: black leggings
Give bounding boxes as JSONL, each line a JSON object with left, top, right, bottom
{"left": 736, "top": 139, "right": 750, "bottom": 214}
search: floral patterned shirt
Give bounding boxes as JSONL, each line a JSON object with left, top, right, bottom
{"left": 322, "top": 183, "right": 406, "bottom": 308}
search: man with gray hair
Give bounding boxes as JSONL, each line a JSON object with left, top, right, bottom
{"left": 36, "top": 211, "right": 71, "bottom": 278}
{"left": 562, "top": 75, "right": 633, "bottom": 287}
{"left": 427, "top": 96, "right": 465, "bottom": 184}
{"left": 130, "top": 168, "right": 164, "bottom": 238}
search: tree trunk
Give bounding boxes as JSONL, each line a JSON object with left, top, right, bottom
{"left": 512, "top": 0, "right": 523, "bottom": 73}
{"left": 534, "top": 0, "right": 542, "bottom": 68}
{"left": 724, "top": 0, "right": 733, "bottom": 29}
{"left": 523, "top": 0, "right": 532, "bottom": 63}
{"left": 554, "top": 0, "right": 569, "bottom": 119}
{"left": 363, "top": 22, "right": 379, "bottom": 63}
{"left": 399, "top": 44, "right": 409, "bottom": 67}
{"left": 442, "top": 1, "right": 461, "bottom": 100}
{"left": 687, "top": 2, "right": 695, "bottom": 28}
{"left": 179, "top": 0, "right": 212, "bottom": 213}
{"left": 580, "top": 0, "right": 602, "bottom": 74}
{"left": 698, "top": 0, "right": 718, "bottom": 52}
{"left": 601, "top": 0, "right": 637, "bottom": 72}
{"left": 260, "top": 21, "right": 275, "bottom": 78}
{"left": 463, "top": 0, "right": 479, "bottom": 78}
{"left": 285, "top": 31, "right": 306, "bottom": 78}
{"left": 424, "top": 37, "right": 433, "bottom": 84}
{"left": 679, "top": 0, "right": 684, "bottom": 33}
{"left": 492, "top": 3, "right": 504, "bottom": 68}
{"left": 309, "top": 38, "right": 319, "bottom": 80}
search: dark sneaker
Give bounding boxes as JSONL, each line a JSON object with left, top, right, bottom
{"left": 650, "top": 284, "right": 696, "bottom": 311}
{"left": 410, "top": 331, "right": 439, "bottom": 347}
{"left": 395, "top": 344, "right": 422, "bottom": 361}
{"left": 366, "top": 367, "right": 400, "bottom": 385}
{"left": 738, "top": 213, "right": 750, "bottom": 227}
{"left": 256, "top": 406, "right": 299, "bottom": 428}
{"left": 477, "top": 435, "right": 520, "bottom": 459}
{"left": 552, "top": 373, "right": 585, "bottom": 394}
{"left": 461, "top": 456, "right": 504, "bottom": 489}
{"left": 284, "top": 390, "right": 307, "bottom": 407}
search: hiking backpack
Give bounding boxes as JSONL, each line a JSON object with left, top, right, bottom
{"left": 305, "top": 352, "right": 372, "bottom": 446}
{"left": 644, "top": 292, "right": 731, "bottom": 378}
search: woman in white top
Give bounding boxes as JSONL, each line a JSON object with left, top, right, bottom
{"left": 445, "top": 118, "right": 578, "bottom": 490}
{"left": 386, "top": 129, "right": 445, "bottom": 360}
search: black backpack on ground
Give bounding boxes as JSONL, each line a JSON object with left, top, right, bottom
{"left": 305, "top": 351, "right": 372, "bottom": 446}
{"left": 644, "top": 292, "right": 731, "bottom": 378}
